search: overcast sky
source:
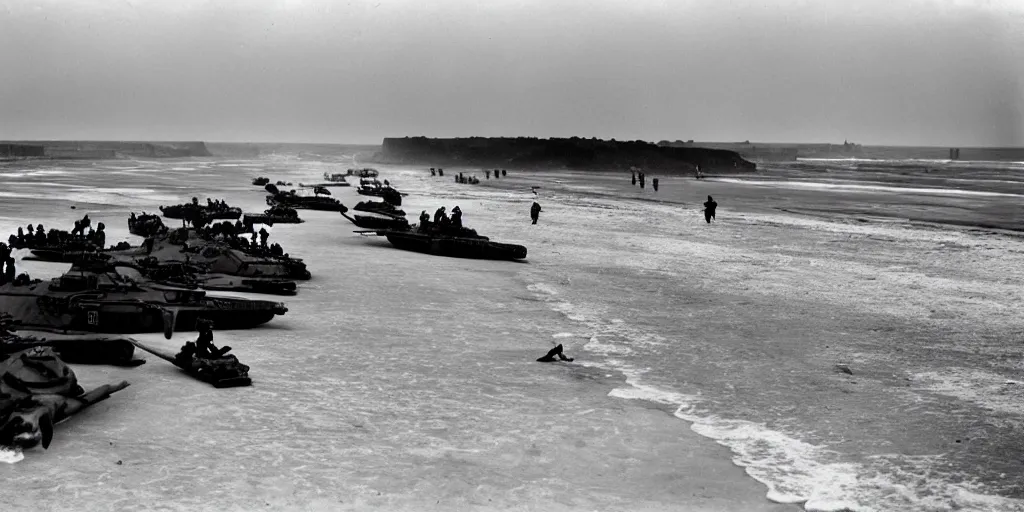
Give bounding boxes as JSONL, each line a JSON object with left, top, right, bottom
{"left": 1, "top": 0, "right": 1021, "bottom": 146}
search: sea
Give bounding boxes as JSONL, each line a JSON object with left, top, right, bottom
{"left": 1, "top": 147, "right": 1023, "bottom": 511}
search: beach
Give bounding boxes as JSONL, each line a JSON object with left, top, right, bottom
{"left": 1, "top": 152, "right": 1023, "bottom": 511}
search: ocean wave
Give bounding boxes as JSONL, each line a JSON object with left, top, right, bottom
{"left": 0, "top": 169, "right": 71, "bottom": 178}
{"left": 912, "top": 369, "right": 1024, "bottom": 416}
{"left": 710, "top": 178, "right": 1024, "bottom": 198}
{"left": 525, "top": 279, "right": 1024, "bottom": 512}
{"left": 796, "top": 157, "right": 1024, "bottom": 167}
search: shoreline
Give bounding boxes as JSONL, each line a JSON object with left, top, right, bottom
{"left": 4, "top": 158, "right": 1023, "bottom": 510}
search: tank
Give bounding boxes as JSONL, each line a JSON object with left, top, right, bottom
{"left": 264, "top": 184, "right": 347, "bottom": 212}
{"left": 131, "top": 259, "right": 298, "bottom": 296}
{"left": 1, "top": 312, "right": 143, "bottom": 366}
{"left": 119, "top": 228, "right": 312, "bottom": 281}
{"left": 347, "top": 168, "right": 379, "bottom": 178}
{"left": 159, "top": 202, "right": 242, "bottom": 221}
{"left": 356, "top": 185, "right": 404, "bottom": 206}
{"left": 322, "top": 172, "right": 351, "bottom": 184}
{"left": 0, "top": 346, "right": 130, "bottom": 451}
{"left": 252, "top": 177, "right": 270, "bottom": 186}
{"left": 0, "top": 260, "right": 288, "bottom": 339}
{"left": 353, "top": 200, "right": 406, "bottom": 217}
{"left": 128, "top": 212, "right": 168, "bottom": 237}
{"left": 243, "top": 206, "right": 305, "bottom": 226}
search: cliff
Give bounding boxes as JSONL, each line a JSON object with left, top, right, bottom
{"left": 372, "top": 137, "right": 756, "bottom": 173}
{"left": 0, "top": 141, "right": 212, "bottom": 159}
{"left": 0, "top": 143, "right": 45, "bottom": 158}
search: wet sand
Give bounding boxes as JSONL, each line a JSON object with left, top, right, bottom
{"left": 0, "top": 159, "right": 794, "bottom": 512}
{"left": 3, "top": 157, "right": 1024, "bottom": 511}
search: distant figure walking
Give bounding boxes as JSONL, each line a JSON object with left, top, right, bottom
{"left": 652, "top": 178, "right": 659, "bottom": 191}
{"left": 703, "top": 195, "right": 718, "bottom": 223}
{"left": 631, "top": 172, "right": 636, "bottom": 186}
{"left": 530, "top": 202, "right": 542, "bottom": 225}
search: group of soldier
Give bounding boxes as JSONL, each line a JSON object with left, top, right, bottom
{"left": 630, "top": 170, "right": 721, "bottom": 223}
{"left": 187, "top": 221, "right": 288, "bottom": 258}
{"left": 630, "top": 170, "right": 659, "bottom": 191}
{"left": 435, "top": 168, "right": 509, "bottom": 184}
{"left": 6, "top": 215, "right": 107, "bottom": 251}
{"left": 420, "top": 205, "right": 464, "bottom": 232}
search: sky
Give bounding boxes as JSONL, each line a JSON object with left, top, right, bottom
{"left": 1, "top": 0, "right": 1022, "bottom": 146}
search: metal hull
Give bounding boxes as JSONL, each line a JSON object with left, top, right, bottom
{"left": 381, "top": 232, "right": 527, "bottom": 261}
{"left": 0, "top": 285, "right": 287, "bottom": 335}
{"left": 266, "top": 196, "right": 346, "bottom": 212}
{"left": 160, "top": 205, "right": 242, "bottom": 221}
{"left": 242, "top": 214, "right": 305, "bottom": 226}
{"left": 353, "top": 202, "right": 406, "bottom": 217}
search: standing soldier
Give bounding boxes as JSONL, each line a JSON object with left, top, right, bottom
{"left": 530, "top": 202, "right": 542, "bottom": 225}
{"left": 703, "top": 196, "right": 718, "bottom": 223}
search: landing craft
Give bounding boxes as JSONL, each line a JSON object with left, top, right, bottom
{"left": 265, "top": 184, "right": 349, "bottom": 212}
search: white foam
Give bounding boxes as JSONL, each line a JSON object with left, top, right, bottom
{"left": 710, "top": 178, "right": 1024, "bottom": 198}
{"left": 526, "top": 280, "right": 1024, "bottom": 512}
{"left": 584, "top": 335, "right": 634, "bottom": 356}
{"left": 0, "top": 446, "right": 24, "bottom": 464}
{"left": 912, "top": 369, "right": 1024, "bottom": 416}
{"left": 551, "top": 332, "right": 576, "bottom": 338}
{"left": 607, "top": 363, "right": 1024, "bottom": 511}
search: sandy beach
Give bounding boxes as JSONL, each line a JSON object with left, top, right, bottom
{"left": 1, "top": 154, "right": 1023, "bottom": 511}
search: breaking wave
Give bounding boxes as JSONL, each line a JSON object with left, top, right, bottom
{"left": 524, "top": 280, "right": 1024, "bottom": 512}
{"left": 710, "top": 178, "right": 1024, "bottom": 198}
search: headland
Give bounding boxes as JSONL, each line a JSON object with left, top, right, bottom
{"left": 371, "top": 136, "right": 757, "bottom": 173}
{"left": 658, "top": 140, "right": 1024, "bottom": 163}
{"left": 0, "top": 140, "right": 212, "bottom": 160}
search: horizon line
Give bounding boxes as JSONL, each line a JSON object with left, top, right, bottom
{"left": 2, "top": 138, "right": 1022, "bottom": 150}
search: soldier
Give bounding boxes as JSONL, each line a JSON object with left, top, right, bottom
{"left": 536, "top": 344, "right": 573, "bottom": 362}
{"left": 531, "top": 202, "right": 542, "bottom": 225}
{"left": 485, "top": 170, "right": 491, "bottom": 179}
{"left": 703, "top": 195, "right": 718, "bottom": 223}
{"left": 419, "top": 211, "right": 431, "bottom": 232}
{"left": 433, "top": 206, "right": 448, "bottom": 225}
{"left": 450, "top": 206, "right": 463, "bottom": 228}
{"left": 258, "top": 227, "right": 270, "bottom": 249}
{"left": 195, "top": 319, "right": 232, "bottom": 359}
{"left": 94, "top": 223, "right": 105, "bottom": 249}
